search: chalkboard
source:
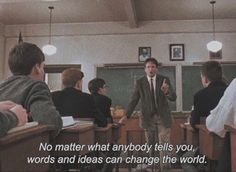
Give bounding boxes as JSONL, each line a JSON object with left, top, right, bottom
{"left": 97, "top": 66, "right": 176, "bottom": 111}
{"left": 182, "top": 64, "right": 236, "bottom": 111}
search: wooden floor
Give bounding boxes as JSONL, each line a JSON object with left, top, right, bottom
{"left": 115, "top": 168, "right": 184, "bottom": 172}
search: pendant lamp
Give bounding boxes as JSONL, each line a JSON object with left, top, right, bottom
{"left": 42, "top": 6, "right": 57, "bottom": 56}
{"left": 206, "top": 1, "right": 222, "bottom": 53}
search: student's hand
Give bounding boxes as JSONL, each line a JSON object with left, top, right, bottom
{"left": 0, "top": 101, "right": 16, "bottom": 110}
{"left": 10, "top": 105, "right": 28, "bottom": 127}
{"left": 161, "top": 79, "right": 170, "bottom": 95}
{"left": 119, "top": 116, "right": 127, "bottom": 124}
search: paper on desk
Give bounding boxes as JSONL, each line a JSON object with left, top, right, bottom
{"left": 62, "top": 117, "right": 94, "bottom": 129}
{"left": 62, "top": 116, "right": 76, "bottom": 127}
{"left": 7, "top": 121, "right": 39, "bottom": 134}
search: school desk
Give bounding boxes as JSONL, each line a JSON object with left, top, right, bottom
{"left": 54, "top": 124, "right": 95, "bottom": 156}
{"left": 224, "top": 124, "right": 236, "bottom": 172}
{"left": 0, "top": 124, "right": 54, "bottom": 172}
{"left": 197, "top": 124, "right": 224, "bottom": 171}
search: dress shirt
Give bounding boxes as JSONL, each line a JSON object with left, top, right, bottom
{"left": 206, "top": 78, "right": 236, "bottom": 137}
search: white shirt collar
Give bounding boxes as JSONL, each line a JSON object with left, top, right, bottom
{"left": 147, "top": 75, "right": 157, "bottom": 81}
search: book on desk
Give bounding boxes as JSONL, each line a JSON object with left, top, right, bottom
{"left": 7, "top": 121, "right": 39, "bottom": 134}
{"left": 62, "top": 116, "right": 94, "bottom": 129}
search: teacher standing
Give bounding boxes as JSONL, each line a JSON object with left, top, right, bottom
{"left": 120, "top": 58, "right": 176, "bottom": 171}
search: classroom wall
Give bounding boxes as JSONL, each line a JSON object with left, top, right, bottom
{"left": 2, "top": 19, "right": 236, "bottom": 110}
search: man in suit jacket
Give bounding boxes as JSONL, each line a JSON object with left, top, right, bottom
{"left": 182, "top": 61, "right": 227, "bottom": 172}
{"left": 51, "top": 68, "right": 107, "bottom": 127}
{"left": 120, "top": 58, "right": 176, "bottom": 171}
{"left": 190, "top": 60, "right": 227, "bottom": 129}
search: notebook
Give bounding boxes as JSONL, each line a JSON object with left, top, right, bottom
{"left": 7, "top": 121, "right": 39, "bottom": 134}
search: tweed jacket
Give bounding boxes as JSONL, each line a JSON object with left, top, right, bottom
{"left": 0, "top": 75, "right": 62, "bottom": 136}
{"left": 126, "top": 74, "right": 176, "bottom": 129}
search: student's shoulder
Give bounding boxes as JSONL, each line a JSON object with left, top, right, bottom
{"left": 229, "top": 78, "right": 236, "bottom": 88}
{"left": 81, "top": 91, "right": 93, "bottom": 98}
{"left": 29, "top": 79, "right": 50, "bottom": 90}
{"left": 97, "top": 94, "right": 111, "bottom": 102}
{"left": 51, "top": 90, "right": 62, "bottom": 97}
{"left": 194, "top": 88, "right": 207, "bottom": 98}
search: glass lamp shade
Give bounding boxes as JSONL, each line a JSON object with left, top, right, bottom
{"left": 42, "top": 44, "right": 57, "bottom": 55}
{"left": 206, "top": 40, "right": 222, "bottom": 53}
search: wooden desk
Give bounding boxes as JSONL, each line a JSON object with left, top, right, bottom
{"left": 54, "top": 124, "right": 94, "bottom": 156}
{"left": 113, "top": 115, "right": 142, "bottom": 145}
{"left": 170, "top": 112, "right": 189, "bottom": 146}
{"left": 111, "top": 123, "right": 122, "bottom": 143}
{"left": 224, "top": 124, "right": 236, "bottom": 172}
{"left": 114, "top": 112, "right": 190, "bottom": 146}
{"left": 0, "top": 125, "right": 54, "bottom": 172}
{"left": 185, "top": 124, "right": 199, "bottom": 147}
{"left": 179, "top": 123, "right": 187, "bottom": 144}
{"left": 197, "top": 125, "right": 224, "bottom": 160}
{"left": 95, "top": 124, "right": 113, "bottom": 144}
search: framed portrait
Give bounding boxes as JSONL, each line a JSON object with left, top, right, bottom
{"left": 138, "top": 47, "right": 151, "bottom": 62}
{"left": 169, "top": 44, "right": 185, "bottom": 61}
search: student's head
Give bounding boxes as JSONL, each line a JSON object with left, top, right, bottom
{"left": 8, "top": 42, "right": 45, "bottom": 80}
{"left": 88, "top": 78, "right": 108, "bottom": 96}
{"left": 201, "top": 60, "right": 222, "bottom": 87}
{"left": 62, "top": 68, "right": 84, "bottom": 90}
{"left": 144, "top": 58, "right": 158, "bottom": 77}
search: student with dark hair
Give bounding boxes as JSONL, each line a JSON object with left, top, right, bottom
{"left": 0, "top": 101, "right": 28, "bottom": 137}
{"left": 182, "top": 60, "right": 227, "bottom": 172}
{"left": 190, "top": 60, "right": 227, "bottom": 129}
{"left": 88, "top": 78, "right": 113, "bottom": 123}
{"left": 51, "top": 68, "right": 107, "bottom": 127}
{"left": 0, "top": 42, "right": 62, "bottom": 136}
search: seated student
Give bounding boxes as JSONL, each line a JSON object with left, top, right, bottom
{"left": 0, "top": 101, "right": 28, "bottom": 137}
{"left": 88, "top": 78, "right": 120, "bottom": 172}
{"left": 88, "top": 78, "right": 113, "bottom": 124}
{"left": 182, "top": 61, "right": 227, "bottom": 171}
{"left": 51, "top": 68, "right": 107, "bottom": 127}
{"left": 0, "top": 42, "right": 62, "bottom": 136}
{"left": 206, "top": 78, "right": 236, "bottom": 171}
{"left": 190, "top": 60, "right": 227, "bottom": 129}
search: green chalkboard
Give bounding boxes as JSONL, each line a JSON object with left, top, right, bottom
{"left": 182, "top": 66, "right": 202, "bottom": 111}
{"left": 182, "top": 64, "right": 236, "bottom": 111}
{"left": 97, "top": 66, "right": 176, "bottom": 111}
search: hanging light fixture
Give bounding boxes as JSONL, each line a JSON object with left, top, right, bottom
{"left": 42, "top": 6, "right": 57, "bottom": 56}
{"left": 206, "top": 0, "right": 222, "bottom": 53}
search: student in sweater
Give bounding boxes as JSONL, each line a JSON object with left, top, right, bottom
{"left": 0, "top": 42, "right": 62, "bottom": 136}
{"left": 0, "top": 101, "right": 28, "bottom": 137}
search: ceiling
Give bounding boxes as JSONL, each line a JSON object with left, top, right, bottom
{"left": 0, "top": 0, "right": 236, "bottom": 28}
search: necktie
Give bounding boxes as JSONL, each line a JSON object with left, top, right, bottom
{"left": 151, "top": 78, "right": 157, "bottom": 113}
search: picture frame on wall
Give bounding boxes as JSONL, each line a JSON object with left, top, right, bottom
{"left": 138, "top": 47, "right": 151, "bottom": 62}
{"left": 169, "top": 44, "right": 185, "bottom": 61}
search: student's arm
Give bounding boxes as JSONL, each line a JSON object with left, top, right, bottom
{"left": 90, "top": 97, "right": 107, "bottom": 127}
{"left": 206, "top": 79, "right": 236, "bottom": 137}
{"left": 26, "top": 82, "right": 62, "bottom": 137}
{"left": 0, "top": 105, "right": 28, "bottom": 137}
{"left": 190, "top": 94, "right": 201, "bottom": 129}
{"left": 0, "top": 110, "right": 18, "bottom": 137}
{"left": 206, "top": 104, "right": 233, "bottom": 137}
{"left": 126, "top": 80, "right": 140, "bottom": 118}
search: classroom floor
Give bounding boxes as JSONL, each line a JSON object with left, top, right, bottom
{"left": 114, "top": 168, "right": 184, "bottom": 172}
